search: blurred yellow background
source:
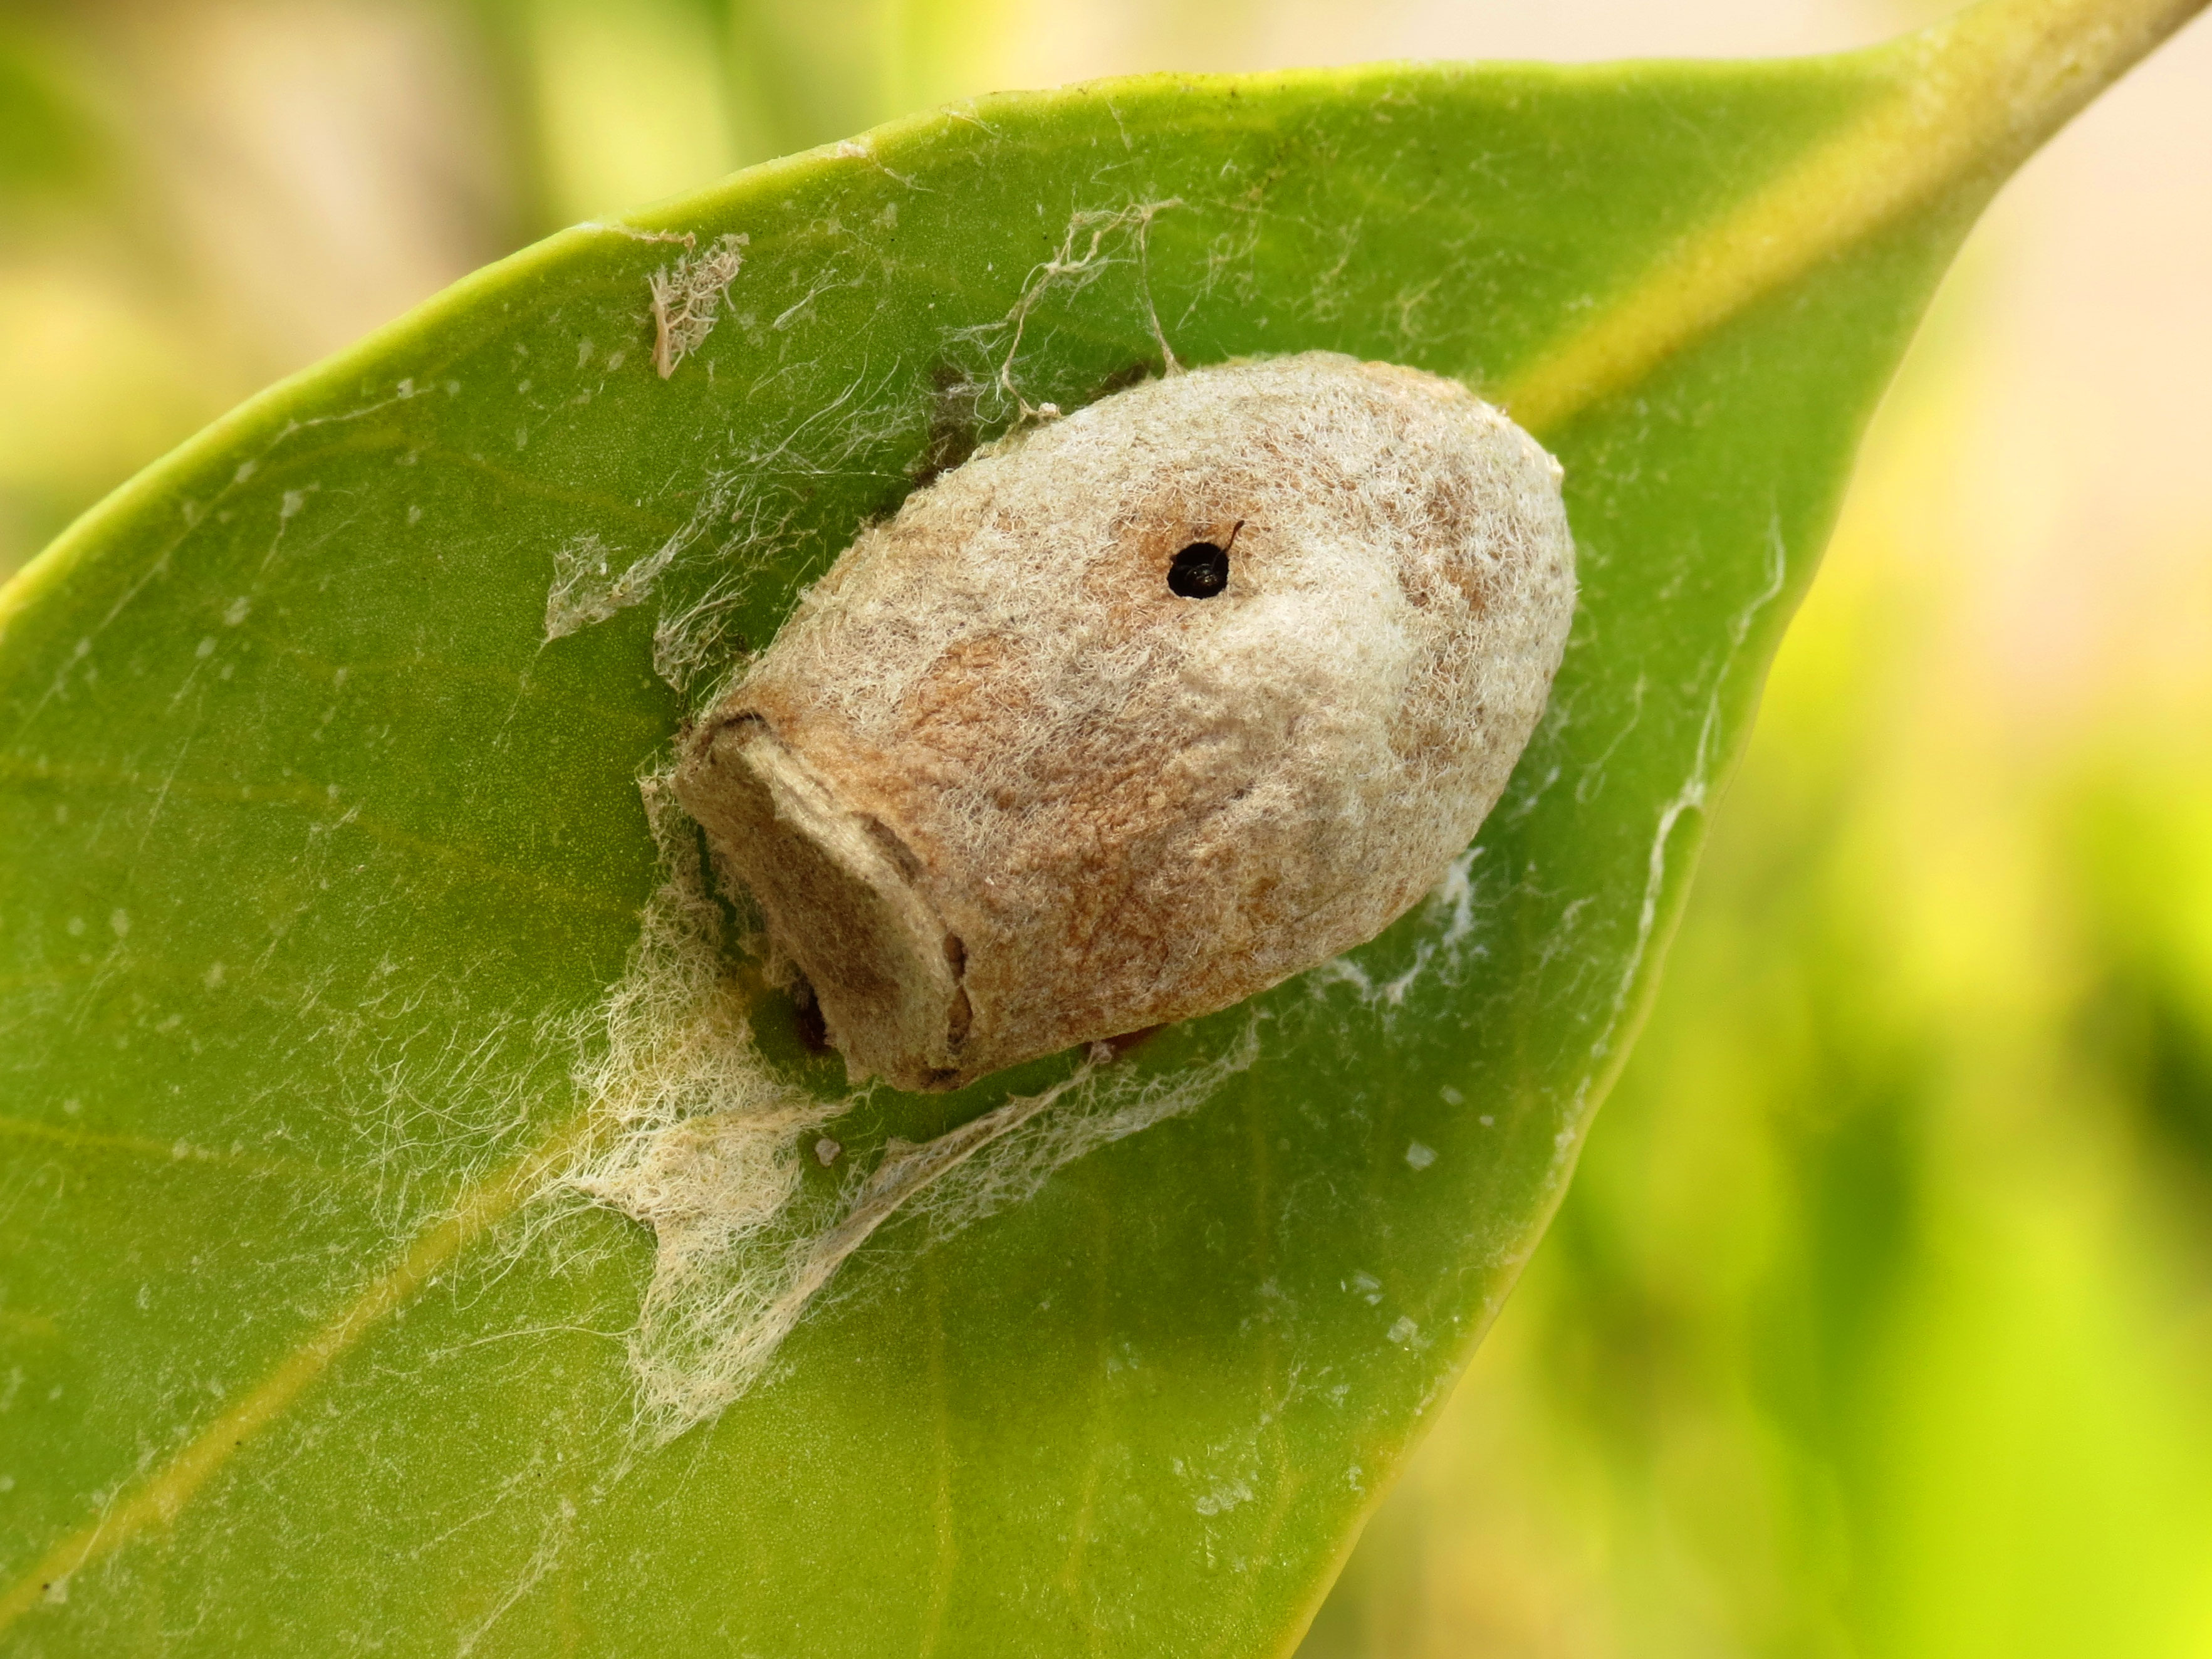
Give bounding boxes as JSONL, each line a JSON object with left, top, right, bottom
{"left": 4, "top": 1, "right": 2209, "bottom": 1653}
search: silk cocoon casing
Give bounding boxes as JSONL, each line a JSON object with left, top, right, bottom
{"left": 675, "top": 352, "right": 1576, "bottom": 1091}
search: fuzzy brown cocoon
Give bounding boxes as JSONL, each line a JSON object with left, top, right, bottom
{"left": 676, "top": 352, "right": 1575, "bottom": 1091}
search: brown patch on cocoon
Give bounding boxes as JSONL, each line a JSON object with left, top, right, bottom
{"left": 676, "top": 352, "right": 1575, "bottom": 1092}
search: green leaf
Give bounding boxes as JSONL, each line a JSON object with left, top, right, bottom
{"left": 0, "top": 0, "right": 2194, "bottom": 1651}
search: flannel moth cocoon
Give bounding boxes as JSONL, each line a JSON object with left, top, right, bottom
{"left": 674, "top": 351, "right": 1575, "bottom": 1092}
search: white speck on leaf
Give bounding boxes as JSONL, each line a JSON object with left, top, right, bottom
{"left": 1194, "top": 1478, "right": 1254, "bottom": 1516}
{"left": 1405, "top": 1141, "right": 1437, "bottom": 1170}
{"left": 649, "top": 233, "right": 748, "bottom": 379}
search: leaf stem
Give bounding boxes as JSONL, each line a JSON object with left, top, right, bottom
{"left": 1501, "top": 0, "right": 2210, "bottom": 434}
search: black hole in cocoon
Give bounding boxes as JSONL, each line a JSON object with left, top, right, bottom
{"left": 1169, "top": 542, "right": 1229, "bottom": 599}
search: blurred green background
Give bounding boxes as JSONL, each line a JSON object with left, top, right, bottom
{"left": 4, "top": 1, "right": 2209, "bottom": 1653}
